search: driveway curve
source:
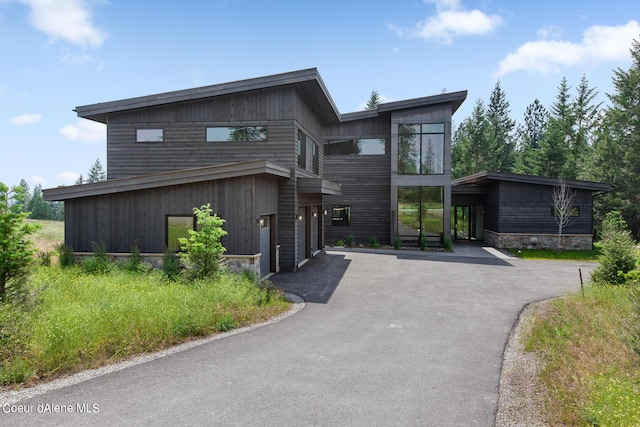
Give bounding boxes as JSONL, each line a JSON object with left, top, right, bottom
{"left": 0, "top": 248, "right": 595, "bottom": 426}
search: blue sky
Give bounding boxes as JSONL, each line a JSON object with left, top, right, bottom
{"left": 1, "top": 0, "right": 639, "bottom": 190}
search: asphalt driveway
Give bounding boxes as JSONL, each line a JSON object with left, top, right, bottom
{"left": 0, "top": 247, "right": 595, "bottom": 426}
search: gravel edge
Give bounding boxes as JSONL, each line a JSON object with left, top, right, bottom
{"left": 0, "top": 292, "right": 305, "bottom": 406}
{"left": 495, "top": 300, "right": 550, "bottom": 427}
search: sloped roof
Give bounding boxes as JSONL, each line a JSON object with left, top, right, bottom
{"left": 75, "top": 68, "right": 341, "bottom": 124}
{"left": 43, "top": 160, "right": 291, "bottom": 201}
{"left": 452, "top": 171, "right": 611, "bottom": 192}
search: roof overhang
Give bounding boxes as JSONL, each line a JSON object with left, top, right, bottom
{"left": 43, "top": 160, "right": 291, "bottom": 201}
{"left": 452, "top": 171, "right": 611, "bottom": 192}
{"left": 340, "top": 90, "right": 468, "bottom": 122}
{"left": 297, "top": 178, "right": 342, "bottom": 195}
{"left": 75, "top": 68, "right": 341, "bottom": 124}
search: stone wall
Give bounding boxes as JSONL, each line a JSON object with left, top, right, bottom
{"left": 484, "top": 230, "right": 593, "bottom": 250}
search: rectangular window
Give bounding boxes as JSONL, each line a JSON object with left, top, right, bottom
{"left": 206, "top": 126, "right": 267, "bottom": 142}
{"left": 297, "top": 131, "right": 307, "bottom": 169}
{"left": 166, "top": 215, "right": 195, "bottom": 251}
{"left": 136, "top": 129, "right": 163, "bottom": 142}
{"left": 551, "top": 206, "right": 580, "bottom": 217}
{"left": 397, "top": 186, "right": 444, "bottom": 243}
{"left": 332, "top": 206, "right": 351, "bottom": 226}
{"left": 398, "top": 124, "right": 444, "bottom": 174}
{"left": 325, "top": 138, "right": 386, "bottom": 156}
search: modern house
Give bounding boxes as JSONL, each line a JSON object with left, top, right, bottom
{"left": 43, "top": 68, "right": 609, "bottom": 276}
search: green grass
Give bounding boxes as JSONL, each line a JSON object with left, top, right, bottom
{"left": 508, "top": 243, "right": 602, "bottom": 261}
{"left": 25, "top": 219, "right": 64, "bottom": 253}
{"left": 525, "top": 285, "right": 640, "bottom": 425}
{"left": 0, "top": 266, "right": 289, "bottom": 386}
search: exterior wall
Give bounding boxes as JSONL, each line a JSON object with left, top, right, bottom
{"left": 390, "top": 105, "right": 454, "bottom": 244}
{"left": 64, "top": 175, "right": 280, "bottom": 255}
{"left": 323, "top": 116, "right": 392, "bottom": 245}
{"left": 492, "top": 182, "right": 594, "bottom": 235}
{"left": 484, "top": 230, "right": 593, "bottom": 250}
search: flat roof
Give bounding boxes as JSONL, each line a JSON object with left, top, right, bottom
{"left": 452, "top": 171, "right": 611, "bottom": 192}
{"left": 43, "top": 160, "right": 291, "bottom": 201}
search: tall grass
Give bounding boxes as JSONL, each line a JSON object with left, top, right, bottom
{"left": 525, "top": 285, "right": 640, "bottom": 425}
{"left": 0, "top": 266, "right": 289, "bottom": 386}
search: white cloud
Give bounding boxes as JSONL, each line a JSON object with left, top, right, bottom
{"left": 391, "top": 0, "right": 504, "bottom": 44}
{"left": 31, "top": 175, "right": 46, "bottom": 186}
{"left": 60, "top": 119, "right": 105, "bottom": 143}
{"left": 56, "top": 171, "right": 80, "bottom": 185}
{"left": 9, "top": 113, "right": 42, "bottom": 125}
{"left": 18, "top": 0, "right": 106, "bottom": 48}
{"left": 497, "top": 20, "right": 640, "bottom": 76}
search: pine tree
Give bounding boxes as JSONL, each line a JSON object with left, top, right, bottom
{"left": 451, "top": 99, "right": 494, "bottom": 178}
{"left": 18, "top": 179, "right": 30, "bottom": 213}
{"left": 365, "top": 90, "right": 381, "bottom": 110}
{"left": 487, "top": 81, "right": 516, "bottom": 172}
{"left": 592, "top": 38, "right": 640, "bottom": 238}
{"left": 569, "top": 75, "right": 601, "bottom": 179}
{"left": 538, "top": 77, "right": 575, "bottom": 178}
{"left": 514, "top": 99, "right": 548, "bottom": 175}
{"left": 87, "top": 158, "right": 106, "bottom": 183}
{"left": 27, "top": 184, "right": 54, "bottom": 220}
{"left": 74, "top": 174, "right": 84, "bottom": 185}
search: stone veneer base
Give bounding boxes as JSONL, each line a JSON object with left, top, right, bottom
{"left": 484, "top": 230, "right": 593, "bottom": 250}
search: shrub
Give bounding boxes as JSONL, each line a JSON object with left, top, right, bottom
{"left": 81, "top": 242, "right": 113, "bottom": 275}
{"left": 58, "top": 244, "right": 75, "bottom": 267}
{"left": 419, "top": 236, "right": 427, "bottom": 251}
{"left": 162, "top": 249, "right": 180, "bottom": 281}
{"left": 591, "top": 211, "right": 637, "bottom": 286}
{"left": 179, "top": 204, "right": 228, "bottom": 280}
{"left": 394, "top": 237, "right": 402, "bottom": 250}
{"left": 125, "top": 245, "right": 152, "bottom": 273}
{"left": 369, "top": 236, "right": 381, "bottom": 249}
{"left": 443, "top": 236, "right": 452, "bottom": 251}
{"left": 345, "top": 235, "right": 355, "bottom": 248}
{"left": 335, "top": 240, "right": 345, "bottom": 247}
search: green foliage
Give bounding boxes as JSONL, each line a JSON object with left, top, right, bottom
{"left": 0, "top": 182, "right": 39, "bottom": 302}
{"left": 179, "top": 204, "right": 228, "bottom": 280}
{"left": 124, "top": 245, "right": 152, "bottom": 273}
{"left": 58, "top": 243, "right": 75, "bottom": 267}
{"left": 443, "top": 236, "right": 452, "bottom": 251}
{"left": 369, "top": 236, "right": 381, "bottom": 249}
{"left": 81, "top": 242, "right": 113, "bottom": 275}
{"left": 419, "top": 236, "right": 427, "bottom": 251}
{"left": 162, "top": 248, "right": 180, "bottom": 280}
{"left": 451, "top": 98, "right": 494, "bottom": 178}
{"left": 394, "top": 237, "right": 402, "bottom": 250}
{"left": 345, "top": 234, "right": 355, "bottom": 248}
{"left": 487, "top": 80, "right": 516, "bottom": 172}
{"left": 335, "top": 240, "right": 345, "bottom": 247}
{"left": 0, "top": 267, "right": 289, "bottom": 385}
{"left": 591, "top": 211, "right": 637, "bottom": 286}
{"left": 583, "top": 373, "right": 640, "bottom": 426}
{"left": 86, "top": 158, "right": 106, "bottom": 183}
{"left": 365, "top": 89, "right": 380, "bottom": 110}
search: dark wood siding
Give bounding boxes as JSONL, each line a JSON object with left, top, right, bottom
{"left": 64, "top": 176, "right": 280, "bottom": 255}
{"left": 490, "top": 181, "right": 594, "bottom": 234}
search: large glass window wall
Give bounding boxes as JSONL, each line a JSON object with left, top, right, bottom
{"left": 398, "top": 123, "right": 444, "bottom": 174}
{"left": 397, "top": 186, "right": 444, "bottom": 244}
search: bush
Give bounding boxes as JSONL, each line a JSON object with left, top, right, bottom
{"left": 58, "top": 244, "right": 75, "bottom": 267}
{"left": 591, "top": 211, "right": 637, "bottom": 286}
{"left": 345, "top": 235, "right": 355, "bottom": 248}
{"left": 420, "top": 236, "right": 427, "bottom": 251}
{"left": 394, "top": 237, "right": 402, "bottom": 250}
{"left": 369, "top": 236, "right": 381, "bottom": 249}
{"left": 443, "top": 236, "right": 452, "bottom": 251}
{"left": 163, "top": 249, "right": 180, "bottom": 281}
{"left": 125, "top": 245, "right": 152, "bottom": 273}
{"left": 81, "top": 242, "right": 113, "bottom": 275}
{"left": 335, "top": 240, "right": 345, "bottom": 247}
{"left": 179, "top": 204, "right": 228, "bottom": 280}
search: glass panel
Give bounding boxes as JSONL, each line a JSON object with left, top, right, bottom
{"left": 398, "top": 133, "right": 420, "bottom": 174}
{"left": 206, "top": 127, "right": 267, "bottom": 142}
{"left": 332, "top": 206, "right": 350, "bottom": 226}
{"left": 421, "top": 187, "right": 444, "bottom": 237}
{"left": 358, "top": 138, "right": 385, "bottom": 155}
{"left": 312, "top": 143, "right": 319, "bottom": 174}
{"left": 136, "top": 129, "right": 163, "bottom": 142}
{"left": 325, "top": 139, "right": 385, "bottom": 155}
{"left": 298, "top": 132, "right": 306, "bottom": 168}
{"left": 397, "top": 187, "right": 420, "bottom": 237}
{"left": 167, "top": 216, "right": 194, "bottom": 251}
{"left": 421, "top": 134, "right": 444, "bottom": 174}
{"left": 422, "top": 123, "right": 445, "bottom": 133}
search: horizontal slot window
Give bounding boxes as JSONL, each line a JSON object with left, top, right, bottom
{"left": 206, "top": 126, "right": 267, "bottom": 142}
{"left": 136, "top": 129, "right": 163, "bottom": 142}
{"left": 325, "top": 138, "right": 386, "bottom": 155}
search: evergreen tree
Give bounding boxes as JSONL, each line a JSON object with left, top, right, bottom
{"left": 591, "top": 38, "right": 640, "bottom": 238}
{"left": 18, "top": 179, "right": 30, "bottom": 213}
{"left": 87, "top": 158, "right": 106, "bottom": 183}
{"left": 451, "top": 99, "right": 494, "bottom": 178}
{"left": 74, "top": 174, "right": 84, "bottom": 185}
{"left": 487, "top": 80, "right": 516, "bottom": 172}
{"left": 537, "top": 118, "right": 569, "bottom": 178}
{"left": 514, "top": 99, "right": 548, "bottom": 175}
{"left": 365, "top": 90, "right": 381, "bottom": 110}
{"left": 27, "top": 184, "right": 53, "bottom": 220}
{"left": 569, "top": 75, "right": 601, "bottom": 179}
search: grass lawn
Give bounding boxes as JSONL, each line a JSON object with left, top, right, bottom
{"left": 508, "top": 243, "right": 602, "bottom": 261}
{"left": 25, "top": 219, "right": 64, "bottom": 253}
{"left": 525, "top": 285, "right": 640, "bottom": 425}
